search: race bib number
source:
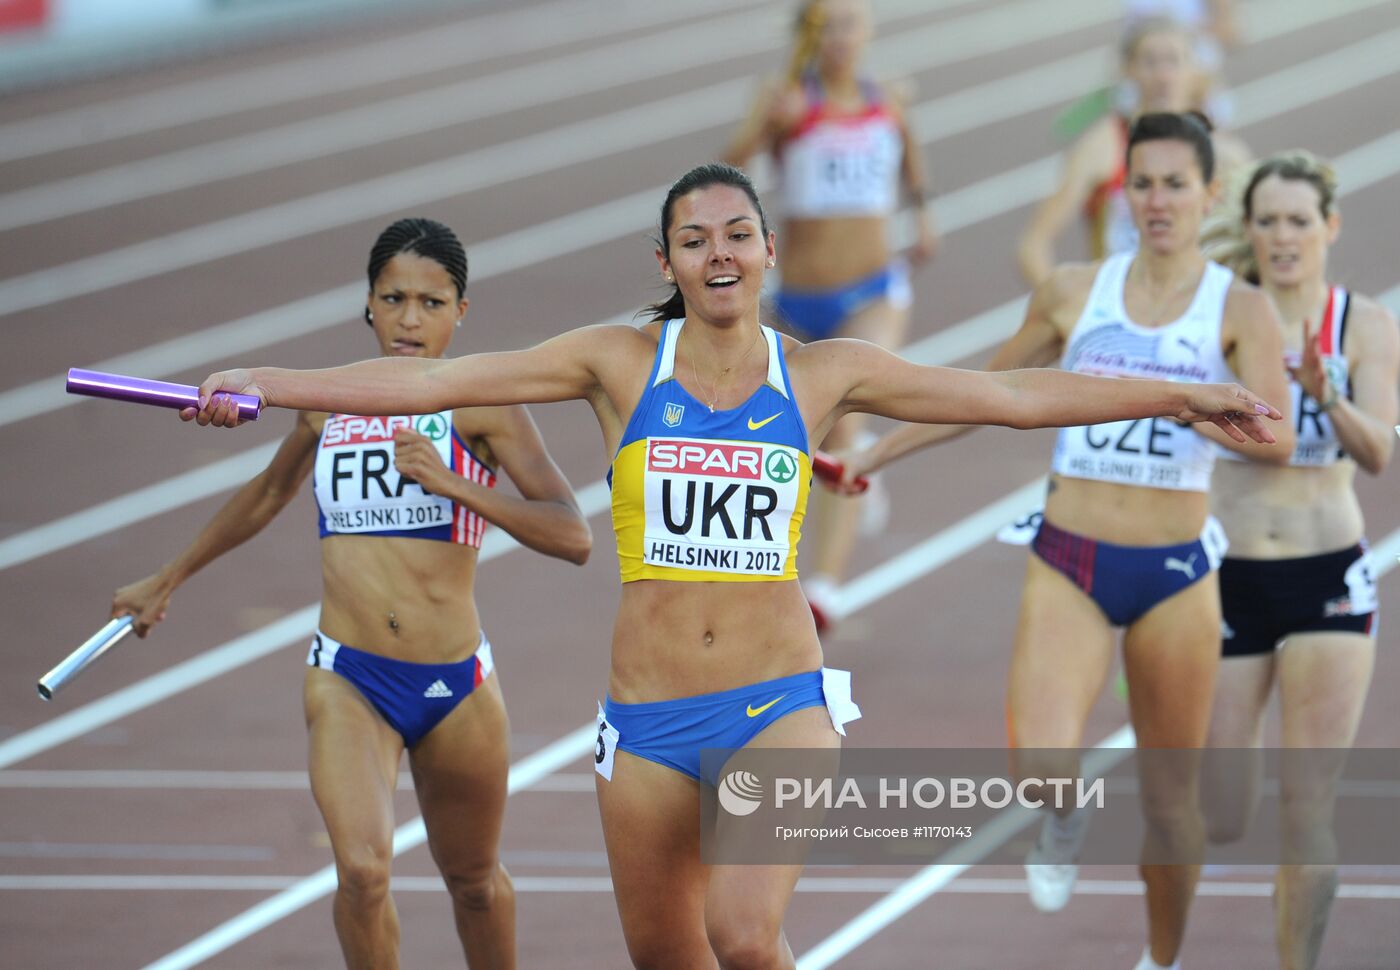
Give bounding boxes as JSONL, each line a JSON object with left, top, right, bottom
{"left": 1342, "top": 551, "right": 1379, "bottom": 616}
{"left": 997, "top": 508, "right": 1044, "bottom": 546}
{"left": 594, "top": 702, "right": 620, "bottom": 781}
{"left": 1061, "top": 417, "right": 1186, "bottom": 488}
{"left": 788, "top": 123, "right": 900, "bottom": 214}
{"left": 316, "top": 412, "right": 455, "bottom": 533}
{"left": 642, "top": 438, "right": 800, "bottom": 576}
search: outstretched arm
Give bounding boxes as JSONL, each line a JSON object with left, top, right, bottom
{"left": 111, "top": 414, "right": 319, "bottom": 635}
{"left": 839, "top": 342, "right": 1280, "bottom": 440}
{"left": 829, "top": 275, "right": 1069, "bottom": 486}
{"left": 190, "top": 325, "right": 617, "bottom": 426}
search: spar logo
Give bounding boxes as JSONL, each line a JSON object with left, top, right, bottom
{"left": 648, "top": 440, "right": 763, "bottom": 479}
{"left": 322, "top": 414, "right": 415, "bottom": 447}
{"left": 718, "top": 770, "right": 764, "bottom": 816}
{"left": 415, "top": 413, "right": 449, "bottom": 441}
{"left": 765, "top": 450, "right": 797, "bottom": 483}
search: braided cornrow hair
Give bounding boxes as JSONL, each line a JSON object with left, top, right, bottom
{"left": 364, "top": 218, "right": 468, "bottom": 324}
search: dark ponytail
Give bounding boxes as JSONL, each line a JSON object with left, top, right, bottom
{"left": 365, "top": 217, "right": 468, "bottom": 325}
{"left": 639, "top": 162, "right": 772, "bottom": 323}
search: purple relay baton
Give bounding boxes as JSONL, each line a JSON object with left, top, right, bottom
{"left": 66, "top": 368, "right": 262, "bottom": 422}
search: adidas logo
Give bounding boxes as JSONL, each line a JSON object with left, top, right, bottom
{"left": 423, "top": 679, "right": 453, "bottom": 699}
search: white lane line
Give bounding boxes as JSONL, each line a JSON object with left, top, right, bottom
{"left": 160, "top": 401, "right": 1400, "bottom": 964}
{"left": 55, "top": 454, "right": 1400, "bottom": 964}
{"left": 7, "top": 135, "right": 1396, "bottom": 575}
{"left": 140, "top": 722, "right": 598, "bottom": 970}
{"left": 0, "top": 478, "right": 609, "bottom": 771}
{"left": 0, "top": 0, "right": 967, "bottom": 231}
{"left": 0, "top": 14, "right": 788, "bottom": 232}
{"left": 0, "top": 441, "right": 279, "bottom": 571}
{"left": 0, "top": 0, "right": 775, "bottom": 165}
{"left": 0, "top": 0, "right": 1131, "bottom": 318}
{"left": 0, "top": 769, "right": 597, "bottom": 791}
{"left": 133, "top": 481, "right": 1102, "bottom": 967}
{"left": 833, "top": 479, "right": 1047, "bottom": 619}
{"left": 795, "top": 513, "right": 1400, "bottom": 970}
{"left": 0, "top": 0, "right": 1387, "bottom": 429}
{"left": 5, "top": 874, "right": 1399, "bottom": 898}
{"left": 0, "top": 324, "right": 618, "bottom": 570}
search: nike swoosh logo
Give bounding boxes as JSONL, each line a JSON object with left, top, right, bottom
{"left": 747, "top": 412, "right": 783, "bottom": 431}
{"left": 746, "top": 694, "right": 786, "bottom": 718}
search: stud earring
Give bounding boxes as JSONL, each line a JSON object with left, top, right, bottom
{"left": 766, "top": 258, "right": 775, "bottom": 267}
{"left": 455, "top": 319, "right": 463, "bottom": 328}
{"left": 365, "top": 309, "right": 374, "bottom": 323}
{"left": 664, "top": 274, "right": 673, "bottom": 283}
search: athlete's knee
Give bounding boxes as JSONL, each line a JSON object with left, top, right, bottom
{"left": 335, "top": 850, "right": 392, "bottom": 904}
{"left": 625, "top": 937, "right": 694, "bottom": 970}
{"left": 1012, "top": 748, "right": 1082, "bottom": 791}
{"left": 707, "top": 916, "right": 784, "bottom": 970}
{"left": 1204, "top": 807, "right": 1250, "bottom": 845}
{"left": 441, "top": 861, "right": 509, "bottom": 912}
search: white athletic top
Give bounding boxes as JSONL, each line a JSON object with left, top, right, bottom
{"left": 778, "top": 75, "right": 903, "bottom": 219}
{"left": 313, "top": 411, "right": 494, "bottom": 546}
{"left": 1052, "top": 252, "right": 1235, "bottom": 492}
{"left": 1219, "top": 285, "right": 1354, "bottom": 468}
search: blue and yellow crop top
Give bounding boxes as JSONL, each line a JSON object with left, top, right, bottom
{"left": 611, "top": 320, "right": 811, "bottom": 582}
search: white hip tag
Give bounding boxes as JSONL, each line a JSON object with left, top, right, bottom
{"left": 1200, "top": 515, "right": 1229, "bottom": 571}
{"left": 594, "top": 702, "right": 620, "bottom": 781}
{"left": 820, "top": 668, "right": 862, "bottom": 737}
{"left": 997, "top": 507, "right": 1044, "bottom": 546}
{"left": 1344, "top": 550, "right": 1379, "bottom": 615}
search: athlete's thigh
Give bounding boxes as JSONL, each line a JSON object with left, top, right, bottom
{"left": 407, "top": 674, "right": 512, "bottom": 871}
{"left": 305, "top": 668, "right": 405, "bottom": 853}
{"left": 1008, "top": 554, "right": 1117, "bottom": 750}
{"left": 1277, "top": 632, "right": 1376, "bottom": 749}
{"left": 596, "top": 751, "right": 714, "bottom": 964}
{"left": 1200, "top": 654, "right": 1274, "bottom": 836}
{"left": 706, "top": 706, "right": 838, "bottom": 934}
{"left": 1205, "top": 654, "right": 1276, "bottom": 748}
{"left": 1122, "top": 575, "right": 1221, "bottom": 749}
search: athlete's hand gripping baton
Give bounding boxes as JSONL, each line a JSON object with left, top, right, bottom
{"left": 37, "top": 616, "right": 136, "bottom": 701}
{"left": 811, "top": 451, "right": 869, "bottom": 494}
{"left": 66, "top": 368, "right": 262, "bottom": 422}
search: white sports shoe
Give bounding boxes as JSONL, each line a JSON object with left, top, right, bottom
{"left": 1131, "top": 946, "right": 1179, "bottom": 970}
{"left": 1024, "top": 808, "right": 1090, "bottom": 912}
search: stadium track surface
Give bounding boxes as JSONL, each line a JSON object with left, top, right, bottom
{"left": 2, "top": 1, "right": 1399, "bottom": 966}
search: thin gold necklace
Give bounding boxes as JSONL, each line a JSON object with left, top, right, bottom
{"left": 689, "top": 325, "right": 762, "bottom": 412}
